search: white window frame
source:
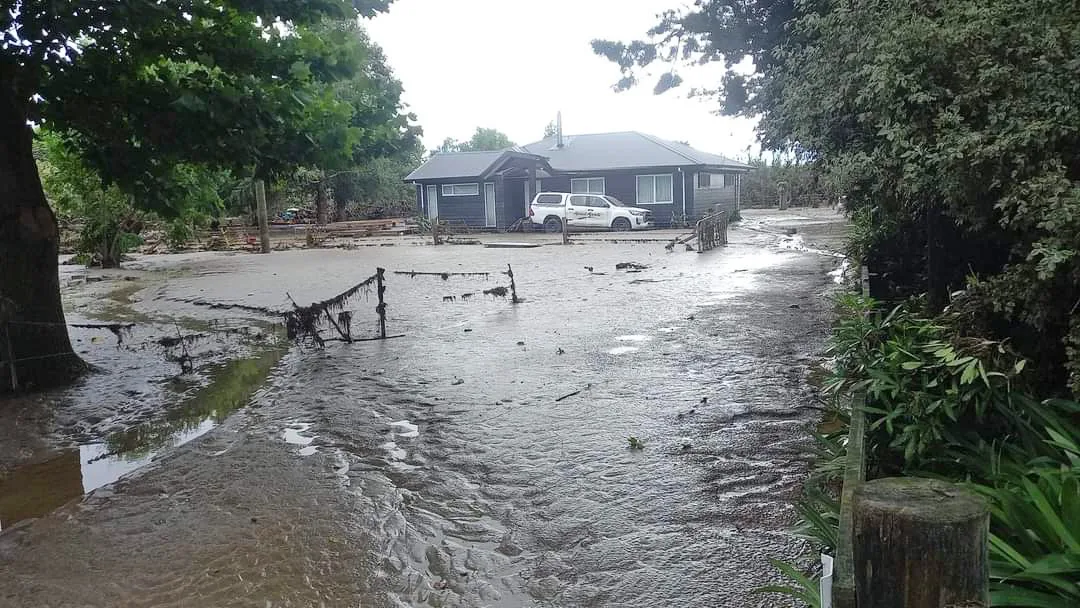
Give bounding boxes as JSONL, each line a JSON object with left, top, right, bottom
{"left": 636, "top": 174, "right": 675, "bottom": 205}
{"left": 441, "top": 183, "right": 479, "bottom": 197}
{"left": 570, "top": 177, "right": 605, "bottom": 194}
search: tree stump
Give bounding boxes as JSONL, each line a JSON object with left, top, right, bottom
{"left": 853, "top": 477, "right": 989, "bottom": 608}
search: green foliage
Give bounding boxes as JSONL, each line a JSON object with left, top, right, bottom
{"left": 740, "top": 156, "right": 836, "bottom": 208}
{"left": 826, "top": 295, "right": 1031, "bottom": 473}
{"left": 627, "top": 436, "right": 646, "bottom": 450}
{"left": 5, "top": 1, "right": 402, "bottom": 211}
{"left": 822, "top": 293, "right": 1080, "bottom": 604}
{"left": 959, "top": 403, "right": 1080, "bottom": 606}
{"left": 756, "top": 559, "right": 821, "bottom": 608}
{"left": 36, "top": 131, "right": 144, "bottom": 267}
{"left": 600, "top": 0, "right": 1080, "bottom": 396}
{"left": 433, "top": 127, "right": 515, "bottom": 154}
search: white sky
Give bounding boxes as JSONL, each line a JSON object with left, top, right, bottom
{"left": 366, "top": 0, "right": 760, "bottom": 159}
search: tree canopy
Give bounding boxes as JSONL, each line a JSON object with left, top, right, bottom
{"left": 3, "top": 1, "right": 401, "bottom": 210}
{"left": 1, "top": 0, "right": 411, "bottom": 390}
{"left": 433, "top": 127, "right": 515, "bottom": 154}
{"left": 595, "top": 0, "right": 1080, "bottom": 393}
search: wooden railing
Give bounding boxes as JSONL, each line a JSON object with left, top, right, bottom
{"left": 694, "top": 210, "right": 729, "bottom": 252}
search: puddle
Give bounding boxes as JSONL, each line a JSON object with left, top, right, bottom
{"left": 607, "top": 346, "right": 640, "bottom": 355}
{"left": 283, "top": 423, "right": 316, "bottom": 446}
{"left": 0, "top": 347, "right": 285, "bottom": 532}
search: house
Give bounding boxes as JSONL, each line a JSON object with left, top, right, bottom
{"left": 404, "top": 131, "right": 752, "bottom": 229}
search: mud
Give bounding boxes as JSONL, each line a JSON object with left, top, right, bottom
{"left": 0, "top": 209, "right": 848, "bottom": 607}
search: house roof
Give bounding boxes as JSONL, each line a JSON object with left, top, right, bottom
{"left": 404, "top": 131, "right": 750, "bottom": 182}
{"left": 404, "top": 147, "right": 552, "bottom": 182}
{"left": 520, "top": 131, "right": 751, "bottom": 173}
{"left": 405, "top": 150, "right": 507, "bottom": 181}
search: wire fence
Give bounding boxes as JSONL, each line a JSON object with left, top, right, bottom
{"left": 2, "top": 262, "right": 526, "bottom": 392}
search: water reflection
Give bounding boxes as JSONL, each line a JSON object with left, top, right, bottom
{"left": 0, "top": 348, "right": 284, "bottom": 532}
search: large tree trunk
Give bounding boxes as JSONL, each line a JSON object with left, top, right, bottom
{"left": 0, "top": 73, "right": 84, "bottom": 392}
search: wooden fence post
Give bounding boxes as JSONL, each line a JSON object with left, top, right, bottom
{"left": 853, "top": 477, "right": 989, "bottom": 608}
{"left": 432, "top": 216, "right": 439, "bottom": 246}
{"left": 254, "top": 179, "right": 271, "bottom": 254}
{"left": 562, "top": 216, "right": 569, "bottom": 245}
{"left": 376, "top": 267, "right": 387, "bottom": 339}
{"left": 834, "top": 266, "right": 874, "bottom": 608}
{"left": 506, "top": 264, "right": 520, "bottom": 304}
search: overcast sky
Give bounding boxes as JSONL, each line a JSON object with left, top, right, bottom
{"left": 366, "top": 0, "right": 760, "bottom": 159}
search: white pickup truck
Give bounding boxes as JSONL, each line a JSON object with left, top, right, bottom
{"left": 527, "top": 192, "right": 655, "bottom": 233}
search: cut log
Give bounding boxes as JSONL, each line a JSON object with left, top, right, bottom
{"left": 853, "top": 477, "right": 989, "bottom": 608}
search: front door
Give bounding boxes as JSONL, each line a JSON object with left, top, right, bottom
{"left": 484, "top": 182, "right": 496, "bottom": 227}
{"left": 426, "top": 185, "right": 438, "bottom": 220}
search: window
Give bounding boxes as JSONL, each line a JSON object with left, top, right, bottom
{"left": 724, "top": 173, "right": 737, "bottom": 187}
{"left": 441, "top": 183, "right": 479, "bottom": 197}
{"left": 698, "top": 172, "right": 712, "bottom": 188}
{"left": 568, "top": 194, "right": 589, "bottom": 207}
{"left": 570, "top": 177, "right": 605, "bottom": 194}
{"left": 583, "top": 195, "right": 609, "bottom": 208}
{"left": 535, "top": 193, "right": 564, "bottom": 205}
{"left": 636, "top": 174, "right": 674, "bottom": 204}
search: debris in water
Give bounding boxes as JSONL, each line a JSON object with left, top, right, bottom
{"left": 627, "top": 436, "right": 646, "bottom": 450}
{"left": 451, "top": 377, "right": 464, "bottom": 386}
{"left": 483, "top": 286, "right": 509, "bottom": 298}
{"left": 555, "top": 385, "right": 590, "bottom": 402}
{"left": 785, "top": 228, "right": 798, "bottom": 235}
{"left": 442, "top": 295, "right": 457, "bottom": 302}
{"left": 789, "top": 304, "right": 800, "bottom": 309}
{"left": 681, "top": 442, "right": 693, "bottom": 451}
{"left": 556, "top": 348, "right": 565, "bottom": 355}
{"left": 71, "top": 322, "right": 135, "bottom": 346}
{"left": 284, "top": 273, "right": 378, "bottom": 346}
{"left": 615, "top": 262, "right": 649, "bottom": 270}
{"left": 584, "top": 266, "right": 594, "bottom": 272}
{"left": 516, "top": 340, "right": 525, "bottom": 346}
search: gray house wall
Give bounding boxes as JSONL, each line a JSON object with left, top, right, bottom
{"left": 539, "top": 168, "right": 689, "bottom": 226}
{"left": 691, "top": 171, "right": 740, "bottom": 217}
{"left": 415, "top": 179, "right": 486, "bottom": 225}
{"left": 414, "top": 168, "right": 745, "bottom": 228}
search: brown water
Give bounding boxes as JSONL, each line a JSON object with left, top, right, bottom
{"left": 0, "top": 213, "right": 846, "bottom": 607}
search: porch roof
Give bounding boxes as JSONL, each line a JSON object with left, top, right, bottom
{"left": 405, "top": 148, "right": 551, "bottom": 182}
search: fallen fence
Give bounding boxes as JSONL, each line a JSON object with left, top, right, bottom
{"left": 694, "top": 210, "right": 729, "bottom": 252}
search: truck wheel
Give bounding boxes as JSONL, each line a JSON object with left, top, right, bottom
{"left": 611, "top": 217, "right": 632, "bottom": 232}
{"left": 544, "top": 216, "right": 563, "bottom": 233}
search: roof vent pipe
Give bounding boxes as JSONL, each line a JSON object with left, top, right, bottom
{"left": 556, "top": 111, "right": 564, "bottom": 148}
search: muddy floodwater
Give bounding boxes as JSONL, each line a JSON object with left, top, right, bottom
{"left": 0, "top": 211, "right": 847, "bottom": 607}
